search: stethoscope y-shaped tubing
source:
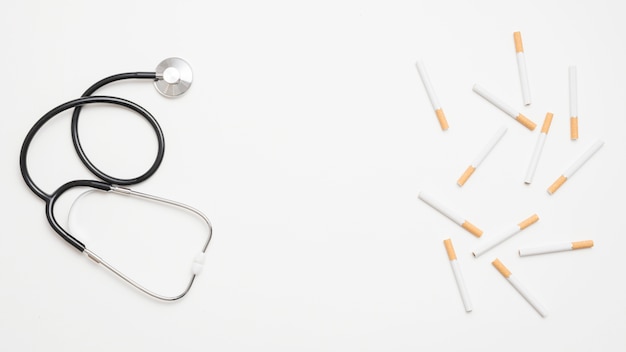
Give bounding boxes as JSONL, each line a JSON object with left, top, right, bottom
{"left": 19, "top": 95, "right": 165, "bottom": 250}
{"left": 46, "top": 180, "right": 111, "bottom": 251}
{"left": 71, "top": 72, "right": 160, "bottom": 185}
{"left": 20, "top": 95, "right": 164, "bottom": 201}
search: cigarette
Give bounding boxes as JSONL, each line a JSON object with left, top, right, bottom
{"left": 519, "top": 240, "right": 594, "bottom": 256}
{"left": 457, "top": 126, "right": 508, "bottom": 186}
{"left": 514, "top": 32, "right": 531, "bottom": 105}
{"left": 492, "top": 259, "right": 548, "bottom": 317}
{"left": 524, "top": 113, "right": 554, "bottom": 184}
{"left": 444, "top": 239, "right": 472, "bottom": 312}
{"left": 415, "top": 60, "right": 449, "bottom": 130}
{"left": 472, "top": 84, "right": 536, "bottom": 130}
{"left": 418, "top": 191, "right": 483, "bottom": 237}
{"left": 569, "top": 66, "right": 578, "bottom": 140}
{"left": 547, "top": 140, "right": 604, "bottom": 194}
{"left": 472, "top": 214, "right": 539, "bottom": 257}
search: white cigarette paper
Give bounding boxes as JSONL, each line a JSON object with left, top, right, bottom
{"left": 492, "top": 259, "right": 548, "bottom": 317}
{"left": 524, "top": 112, "right": 554, "bottom": 184}
{"left": 416, "top": 60, "right": 449, "bottom": 130}
{"left": 418, "top": 191, "right": 483, "bottom": 237}
{"left": 547, "top": 140, "right": 604, "bottom": 194}
{"left": 457, "top": 126, "right": 507, "bottom": 186}
{"left": 444, "top": 239, "right": 472, "bottom": 312}
{"left": 569, "top": 66, "right": 578, "bottom": 140}
{"left": 514, "top": 32, "right": 531, "bottom": 105}
{"left": 519, "top": 240, "right": 594, "bottom": 256}
{"left": 473, "top": 214, "right": 539, "bottom": 257}
{"left": 472, "top": 84, "right": 536, "bottom": 130}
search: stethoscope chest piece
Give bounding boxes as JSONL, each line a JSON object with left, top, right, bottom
{"left": 154, "top": 57, "right": 193, "bottom": 97}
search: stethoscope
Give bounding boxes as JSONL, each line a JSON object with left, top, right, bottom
{"left": 19, "top": 58, "right": 212, "bottom": 301}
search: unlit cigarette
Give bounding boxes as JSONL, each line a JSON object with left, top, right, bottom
{"left": 418, "top": 191, "right": 483, "bottom": 237}
{"left": 492, "top": 259, "right": 548, "bottom": 317}
{"left": 444, "top": 239, "right": 472, "bottom": 312}
{"left": 416, "top": 60, "right": 449, "bottom": 130}
{"left": 473, "top": 214, "right": 539, "bottom": 257}
{"left": 472, "top": 84, "right": 536, "bottom": 130}
{"left": 524, "top": 113, "right": 554, "bottom": 184}
{"left": 457, "top": 126, "right": 507, "bottom": 186}
{"left": 519, "top": 240, "right": 594, "bottom": 256}
{"left": 547, "top": 140, "right": 604, "bottom": 194}
{"left": 514, "top": 32, "right": 531, "bottom": 105}
{"left": 570, "top": 66, "right": 579, "bottom": 140}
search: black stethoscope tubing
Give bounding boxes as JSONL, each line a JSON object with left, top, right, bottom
{"left": 20, "top": 73, "right": 165, "bottom": 252}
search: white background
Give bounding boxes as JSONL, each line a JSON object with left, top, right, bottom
{"left": 2, "top": 0, "right": 625, "bottom": 351}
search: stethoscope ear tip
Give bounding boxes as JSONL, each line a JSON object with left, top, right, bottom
{"left": 155, "top": 57, "right": 193, "bottom": 97}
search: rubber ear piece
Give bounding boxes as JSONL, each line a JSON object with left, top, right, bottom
{"left": 191, "top": 252, "right": 206, "bottom": 275}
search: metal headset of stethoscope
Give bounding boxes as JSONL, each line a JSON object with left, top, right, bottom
{"left": 19, "top": 58, "right": 212, "bottom": 301}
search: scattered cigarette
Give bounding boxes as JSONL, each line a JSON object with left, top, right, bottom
{"left": 514, "top": 32, "right": 532, "bottom": 105}
{"left": 547, "top": 140, "right": 604, "bottom": 194}
{"left": 457, "top": 126, "right": 507, "bottom": 186}
{"left": 444, "top": 239, "right": 472, "bottom": 312}
{"left": 524, "top": 112, "right": 554, "bottom": 184}
{"left": 415, "top": 60, "right": 449, "bottom": 130}
{"left": 473, "top": 214, "right": 539, "bottom": 257}
{"left": 472, "top": 84, "right": 537, "bottom": 130}
{"left": 570, "top": 66, "right": 579, "bottom": 140}
{"left": 519, "top": 240, "right": 594, "bottom": 256}
{"left": 418, "top": 191, "right": 483, "bottom": 237}
{"left": 492, "top": 259, "right": 548, "bottom": 317}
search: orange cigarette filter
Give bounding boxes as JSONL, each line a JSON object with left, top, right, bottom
{"left": 547, "top": 175, "right": 568, "bottom": 194}
{"left": 572, "top": 240, "right": 594, "bottom": 250}
{"left": 443, "top": 239, "right": 457, "bottom": 260}
{"left": 462, "top": 221, "right": 483, "bottom": 238}
{"left": 541, "top": 113, "right": 554, "bottom": 134}
{"left": 516, "top": 113, "right": 536, "bottom": 130}
{"left": 518, "top": 214, "right": 539, "bottom": 230}
{"left": 570, "top": 66, "right": 578, "bottom": 140}
{"left": 571, "top": 118, "right": 579, "bottom": 140}
{"left": 492, "top": 259, "right": 512, "bottom": 278}
{"left": 457, "top": 166, "right": 476, "bottom": 186}
{"left": 435, "top": 108, "right": 449, "bottom": 131}
{"left": 514, "top": 32, "right": 524, "bottom": 53}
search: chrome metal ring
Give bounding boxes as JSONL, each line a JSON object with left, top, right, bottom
{"left": 154, "top": 57, "right": 193, "bottom": 97}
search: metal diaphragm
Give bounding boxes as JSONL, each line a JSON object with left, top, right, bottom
{"left": 154, "top": 57, "right": 193, "bottom": 97}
